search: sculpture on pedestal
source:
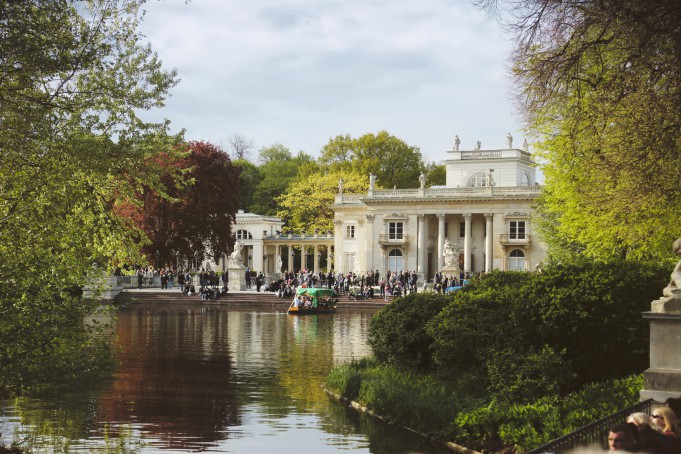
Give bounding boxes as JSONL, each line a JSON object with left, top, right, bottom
{"left": 228, "top": 241, "right": 244, "bottom": 267}
{"left": 443, "top": 238, "right": 457, "bottom": 268}
{"left": 663, "top": 238, "right": 681, "bottom": 298}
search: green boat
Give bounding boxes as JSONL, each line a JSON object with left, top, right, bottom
{"left": 288, "top": 287, "right": 338, "bottom": 315}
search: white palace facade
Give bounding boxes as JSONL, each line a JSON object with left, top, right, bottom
{"left": 330, "top": 139, "right": 547, "bottom": 280}
{"left": 224, "top": 138, "right": 548, "bottom": 282}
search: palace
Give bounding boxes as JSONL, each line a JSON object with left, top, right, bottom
{"left": 226, "top": 136, "right": 547, "bottom": 282}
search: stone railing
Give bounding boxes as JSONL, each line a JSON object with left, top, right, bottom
{"left": 335, "top": 186, "right": 541, "bottom": 204}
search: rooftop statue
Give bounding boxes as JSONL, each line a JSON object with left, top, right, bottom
{"left": 453, "top": 135, "right": 460, "bottom": 151}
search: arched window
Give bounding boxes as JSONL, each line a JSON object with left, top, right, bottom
{"left": 387, "top": 249, "right": 403, "bottom": 272}
{"left": 465, "top": 171, "right": 493, "bottom": 187}
{"left": 236, "top": 229, "right": 253, "bottom": 240}
{"left": 520, "top": 172, "right": 530, "bottom": 186}
{"left": 508, "top": 249, "right": 525, "bottom": 271}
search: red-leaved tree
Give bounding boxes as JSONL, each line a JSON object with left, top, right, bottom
{"left": 121, "top": 141, "right": 241, "bottom": 267}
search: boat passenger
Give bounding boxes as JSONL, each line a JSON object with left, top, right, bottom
{"left": 293, "top": 294, "right": 301, "bottom": 308}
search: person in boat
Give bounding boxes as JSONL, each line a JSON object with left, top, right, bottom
{"left": 293, "top": 294, "right": 302, "bottom": 308}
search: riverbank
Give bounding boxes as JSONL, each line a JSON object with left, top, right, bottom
{"left": 114, "top": 287, "right": 391, "bottom": 309}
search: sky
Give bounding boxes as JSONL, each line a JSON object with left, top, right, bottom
{"left": 138, "top": 0, "right": 522, "bottom": 163}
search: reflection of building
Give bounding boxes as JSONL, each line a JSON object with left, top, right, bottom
{"left": 331, "top": 140, "right": 548, "bottom": 280}
{"left": 219, "top": 138, "right": 547, "bottom": 281}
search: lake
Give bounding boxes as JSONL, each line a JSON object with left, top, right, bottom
{"left": 0, "top": 302, "right": 450, "bottom": 453}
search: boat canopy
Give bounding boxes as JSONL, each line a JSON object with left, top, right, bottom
{"left": 295, "top": 287, "right": 335, "bottom": 298}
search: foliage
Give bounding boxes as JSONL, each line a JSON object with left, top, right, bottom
{"left": 325, "top": 357, "right": 467, "bottom": 436}
{"left": 233, "top": 158, "right": 260, "bottom": 212}
{"left": 424, "top": 162, "right": 446, "bottom": 187}
{"left": 449, "top": 375, "right": 643, "bottom": 452}
{"left": 0, "top": 0, "right": 179, "bottom": 396}
{"left": 276, "top": 170, "right": 367, "bottom": 234}
{"left": 318, "top": 131, "right": 425, "bottom": 189}
{"left": 427, "top": 262, "right": 666, "bottom": 401}
{"left": 368, "top": 292, "right": 451, "bottom": 371}
{"left": 427, "top": 271, "right": 532, "bottom": 378}
{"left": 478, "top": 0, "right": 681, "bottom": 261}
{"left": 250, "top": 145, "right": 313, "bottom": 215}
{"left": 119, "top": 141, "right": 240, "bottom": 264}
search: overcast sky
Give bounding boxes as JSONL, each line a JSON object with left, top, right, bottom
{"left": 139, "top": 0, "right": 522, "bottom": 163}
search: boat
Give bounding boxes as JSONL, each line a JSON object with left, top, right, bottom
{"left": 288, "top": 287, "right": 338, "bottom": 315}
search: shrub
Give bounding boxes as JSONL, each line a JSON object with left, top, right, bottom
{"left": 368, "top": 292, "right": 450, "bottom": 371}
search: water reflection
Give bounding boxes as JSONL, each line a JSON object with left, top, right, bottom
{"left": 0, "top": 303, "right": 449, "bottom": 453}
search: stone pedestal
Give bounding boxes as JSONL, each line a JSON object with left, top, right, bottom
{"left": 442, "top": 265, "right": 460, "bottom": 281}
{"left": 640, "top": 297, "right": 681, "bottom": 402}
{"left": 83, "top": 272, "right": 123, "bottom": 301}
{"left": 228, "top": 265, "right": 247, "bottom": 291}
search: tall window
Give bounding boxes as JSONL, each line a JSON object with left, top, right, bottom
{"left": 459, "top": 222, "right": 465, "bottom": 238}
{"left": 344, "top": 253, "right": 356, "bottom": 273}
{"left": 387, "top": 249, "right": 403, "bottom": 272}
{"left": 236, "top": 229, "right": 252, "bottom": 240}
{"left": 508, "top": 249, "right": 525, "bottom": 271}
{"left": 346, "top": 225, "right": 355, "bottom": 239}
{"left": 388, "top": 222, "right": 404, "bottom": 239}
{"left": 509, "top": 221, "right": 526, "bottom": 240}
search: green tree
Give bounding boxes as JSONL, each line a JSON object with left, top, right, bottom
{"left": 0, "top": 0, "right": 180, "bottom": 396}
{"left": 478, "top": 0, "right": 681, "bottom": 261}
{"left": 424, "top": 161, "right": 446, "bottom": 186}
{"left": 251, "top": 145, "right": 313, "bottom": 215}
{"left": 276, "top": 171, "right": 367, "bottom": 233}
{"left": 318, "top": 131, "right": 425, "bottom": 189}
{"left": 233, "top": 158, "right": 260, "bottom": 212}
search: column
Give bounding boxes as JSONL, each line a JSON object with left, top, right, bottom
{"left": 333, "top": 220, "right": 343, "bottom": 273}
{"left": 464, "top": 213, "right": 472, "bottom": 272}
{"left": 485, "top": 213, "right": 493, "bottom": 272}
{"left": 418, "top": 214, "right": 426, "bottom": 273}
{"left": 289, "top": 244, "right": 295, "bottom": 271}
{"left": 300, "top": 243, "right": 306, "bottom": 270}
{"left": 365, "top": 214, "right": 374, "bottom": 273}
{"left": 276, "top": 245, "right": 281, "bottom": 275}
{"left": 437, "top": 213, "right": 445, "bottom": 271}
{"left": 313, "top": 245, "right": 319, "bottom": 273}
{"left": 327, "top": 243, "right": 333, "bottom": 274}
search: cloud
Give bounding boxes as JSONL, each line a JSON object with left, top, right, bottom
{"left": 139, "top": 0, "right": 521, "bottom": 160}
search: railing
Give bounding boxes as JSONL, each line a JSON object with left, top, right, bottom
{"left": 334, "top": 186, "right": 542, "bottom": 204}
{"left": 526, "top": 399, "right": 654, "bottom": 454}
{"left": 461, "top": 150, "right": 503, "bottom": 159}
{"left": 499, "top": 234, "right": 532, "bottom": 245}
{"left": 378, "top": 234, "right": 409, "bottom": 245}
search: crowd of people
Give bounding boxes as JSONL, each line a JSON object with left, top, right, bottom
{"left": 608, "top": 397, "right": 681, "bottom": 453}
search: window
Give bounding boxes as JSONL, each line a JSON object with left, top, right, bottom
{"left": 388, "top": 222, "right": 404, "bottom": 240}
{"left": 459, "top": 222, "right": 465, "bottom": 238}
{"left": 509, "top": 221, "right": 526, "bottom": 240}
{"left": 508, "top": 249, "right": 525, "bottom": 271}
{"left": 236, "top": 229, "right": 252, "bottom": 240}
{"left": 344, "top": 253, "right": 356, "bottom": 273}
{"left": 483, "top": 222, "right": 487, "bottom": 238}
{"left": 346, "top": 225, "right": 355, "bottom": 239}
{"left": 521, "top": 172, "right": 530, "bottom": 186}
{"left": 466, "top": 171, "right": 494, "bottom": 187}
{"left": 387, "top": 249, "right": 403, "bottom": 272}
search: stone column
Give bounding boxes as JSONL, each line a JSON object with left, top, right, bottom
{"left": 289, "top": 244, "right": 295, "bottom": 271}
{"left": 485, "top": 213, "right": 493, "bottom": 273}
{"left": 418, "top": 214, "right": 426, "bottom": 273}
{"left": 365, "top": 214, "right": 374, "bottom": 273}
{"left": 333, "top": 220, "right": 343, "bottom": 273}
{"left": 641, "top": 296, "right": 681, "bottom": 402}
{"left": 464, "top": 213, "right": 472, "bottom": 272}
{"left": 313, "top": 245, "right": 319, "bottom": 273}
{"left": 437, "top": 213, "right": 445, "bottom": 272}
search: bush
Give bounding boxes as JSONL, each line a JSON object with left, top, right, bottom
{"left": 368, "top": 292, "right": 450, "bottom": 371}
{"left": 449, "top": 375, "right": 643, "bottom": 452}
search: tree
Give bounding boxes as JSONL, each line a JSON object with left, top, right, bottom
{"left": 424, "top": 161, "right": 446, "bottom": 186}
{"left": 477, "top": 0, "right": 681, "bottom": 261}
{"left": 276, "top": 171, "right": 368, "bottom": 233}
{"left": 318, "top": 131, "right": 425, "bottom": 189}
{"left": 0, "top": 0, "right": 180, "bottom": 396}
{"left": 233, "top": 158, "right": 261, "bottom": 212}
{"left": 251, "top": 145, "right": 313, "bottom": 215}
{"left": 120, "top": 141, "right": 240, "bottom": 265}
{"left": 227, "top": 133, "right": 254, "bottom": 160}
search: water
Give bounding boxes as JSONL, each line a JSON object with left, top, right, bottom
{"left": 0, "top": 303, "right": 450, "bottom": 453}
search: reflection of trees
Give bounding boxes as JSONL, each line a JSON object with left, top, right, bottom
{"left": 99, "top": 304, "right": 240, "bottom": 450}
